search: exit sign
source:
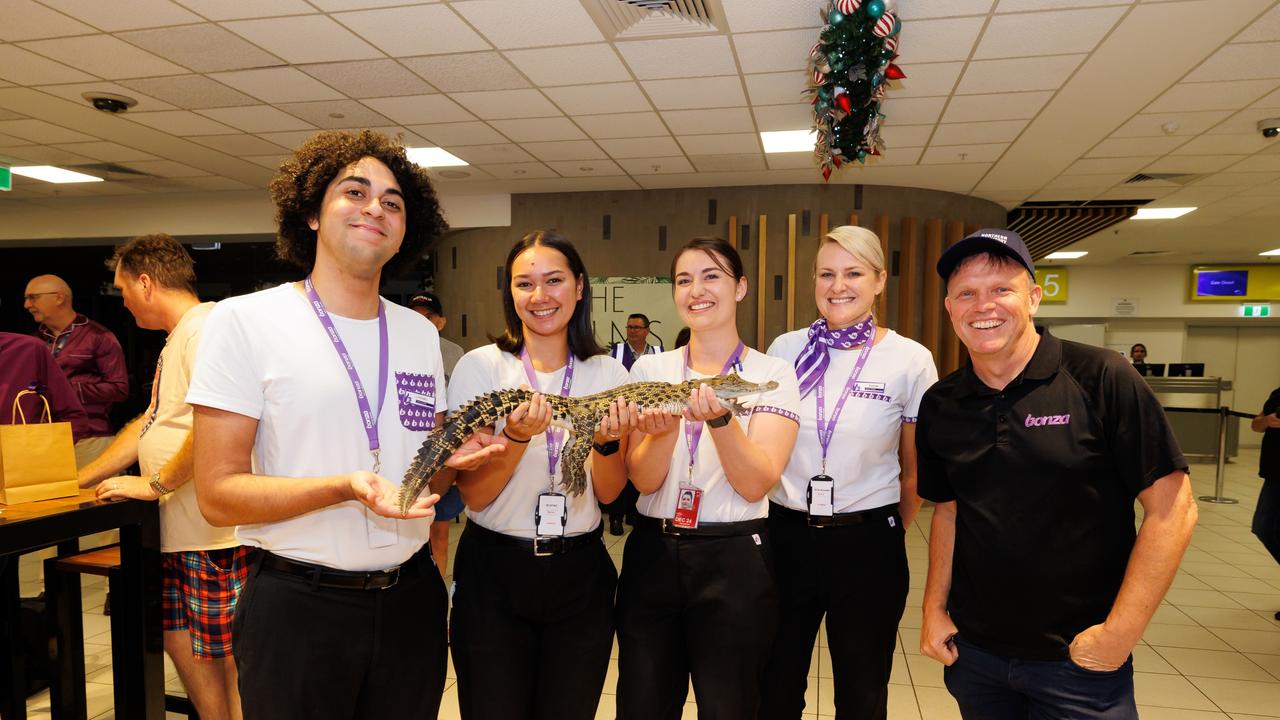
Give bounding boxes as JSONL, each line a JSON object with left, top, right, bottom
{"left": 0, "top": 167, "right": 10, "bottom": 192}
{"left": 1241, "top": 304, "right": 1271, "bottom": 318}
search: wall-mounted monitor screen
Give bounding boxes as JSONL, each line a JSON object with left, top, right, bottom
{"left": 1189, "top": 265, "right": 1280, "bottom": 301}
{"left": 1194, "top": 270, "right": 1248, "bottom": 297}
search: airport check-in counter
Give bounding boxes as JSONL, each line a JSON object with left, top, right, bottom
{"left": 1144, "top": 376, "right": 1238, "bottom": 461}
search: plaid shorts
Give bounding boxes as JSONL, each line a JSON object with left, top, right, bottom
{"left": 161, "top": 546, "right": 252, "bottom": 659}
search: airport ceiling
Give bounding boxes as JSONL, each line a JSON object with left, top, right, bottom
{"left": 0, "top": 0, "right": 1277, "bottom": 264}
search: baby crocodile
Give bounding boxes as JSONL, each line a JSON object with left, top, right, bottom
{"left": 398, "top": 372, "right": 777, "bottom": 513}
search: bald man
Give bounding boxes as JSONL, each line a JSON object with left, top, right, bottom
{"left": 25, "top": 274, "right": 129, "bottom": 466}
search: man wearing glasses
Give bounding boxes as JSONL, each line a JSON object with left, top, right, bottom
{"left": 609, "top": 313, "right": 663, "bottom": 371}
{"left": 24, "top": 274, "right": 129, "bottom": 466}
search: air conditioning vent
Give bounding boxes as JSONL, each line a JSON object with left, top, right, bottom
{"left": 1123, "top": 173, "right": 1199, "bottom": 186}
{"left": 584, "top": 0, "right": 723, "bottom": 38}
{"left": 1128, "top": 250, "right": 1172, "bottom": 256}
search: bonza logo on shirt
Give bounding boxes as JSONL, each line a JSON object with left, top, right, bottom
{"left": 1024, "top": 412, "right": 1070, "bottom": 428}
{"left": 850, "top": 381, "right": 892, "bottom": 403}
{"left": 395, "top": 371, "right": 436, "bottom": 431}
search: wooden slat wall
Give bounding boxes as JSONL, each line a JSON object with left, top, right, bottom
{"left": 875, "top": 215, "right": 890, "bottom": 325}
{"left": 898, "top": 217, "right": 918, "bottom": 339}
{"left": 787, "top": 213, "right": 797, "bottom": 331}
{"left": 940, "top": 221, "right": 966, "bottom": 374}
{"left": 921, "top": 219, "right": 943, "bottom": 365}
{"left": 848, "top": 213, "right": 858, "bottom": 227}
{"left": 757, "top": 214, "right": 767, "bottom": 349}
{"left": 819, "top": 213, "right": 829, "bottom": 239}
{"left": 728, "top": 215, "right": 738, "bottom": 248}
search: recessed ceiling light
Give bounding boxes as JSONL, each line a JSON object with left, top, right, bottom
{"left": 761, "top": 130, "right": 816, "bottom": 154}
{"left": 1131, "top": 207, "right": 1196, "bottom": 220}
{"left": 10, "top": 166, "right": 103, "bottom": 183}
{"left": 1044, "top": 251, "right": 1088, "bottom": 260}
{"left": 1260, "top": 248, "right": 1280, "bottom": 256}
{"left": 437, "top": 170, "right": 470, "bottom": 179}
{"left": 405, "top": 147, "right": 468, "bottom": 168}
{"left": 329, "top": 112, "right": 345, "bottom": 119}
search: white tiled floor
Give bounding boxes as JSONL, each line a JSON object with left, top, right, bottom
{"left": 19, "top": 450, "right": 1280, "bottom": 719}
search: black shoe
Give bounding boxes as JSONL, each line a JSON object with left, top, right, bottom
{"left": 609, "top": 515, "right": 624, "bottom": 536}
{"left": 1274, "top": 610, "right": 1279, "bottom": 621}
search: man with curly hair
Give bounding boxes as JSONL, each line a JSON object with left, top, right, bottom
{"left": 187, "top": 130, "right": 505, "bottom": 718}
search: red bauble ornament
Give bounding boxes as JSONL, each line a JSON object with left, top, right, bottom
{"left": 822, "top": 165, "right": 833, "bottom": 181}
{"left": 835, "top": 93, "right": 853, "bottom": 112}
{"left": 885, "top": 64, "right": 906, "bottom": 80}
{"left": 835, "top": 0, "right": 861, "bottom": 14}
{"left": 813, "top": 68, "right": 826, "bottom": 84}
{"left": 872, "top": 12, "right": 895, "bottom": 37}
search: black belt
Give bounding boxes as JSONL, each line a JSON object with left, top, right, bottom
{"left": 769, "top": 502, "right": 899, "bottom": 528}
{"left": 463, "top": 521, "right": 604, "bottom": 557}
{"left": 632, "top": 514, "right": 768, "bottom": 538}
{"left": 257, "top": 549, "right": 426, "bottom": 591}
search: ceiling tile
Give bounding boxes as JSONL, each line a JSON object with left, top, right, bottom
{"left": 957, "top": 54, "right": 1085, "bottom": 95}
{"left": 0, "top": 134, "right": 31, "bottom": 147}
{"left": 0, "top": 0, "right": 96, "bottom": 41}
{"left": 544, "top": 82, "right": 652, "bottom": 115}
{"left": 731, "top": 29, "right": 813, "bottom": 74}
{"left": 1186, "top": 42, "right": 1280, "bottom": 82}
{"left": 241, "top": 153, "right": 288, "bottom": 169}
{"left": 881, "top": 96, "right": 947, "bottom": 125}
{"left": 51, "top": 141, "right": 157, "bottom": 162}
{"left": 275, "top": 100, "right": 391, "bottom": 129}
{"left": 126, "top": 110, "right": 238, "bottom": 135}
{"left": 617, "top": 37, "right": 737, "bottom": 80}
{"left": 36, "top": 0, "right": 202, "bottom": 31}
{"left": 171, "top": 0, "right": 315, "bottom": 20}
{"left": 1174, "top": 134, "right": 1272, "bottom": 156}
{"left": 895, "top": 17, "right": 985, "bottom": 64}
{"left": 0, "top": 145, "right": 96, "bottom": 165}
{"left": 0, "top": 119, "right": 97, "bottom": 144}
{"left": 867, "top": 146, "right": 924, "bottom": 166}
{"left": 447, "top": 144, "right": 535, "bottom": 165}
{"left": 198, "top": 106, "right": 314, "bottom": 133}
{"left": 661, "top": 107, "right": 755, "bottom": 135}
{"left": 186, "top": 133, "right": 287, "bottom": 155}
{"left": 942, "top": 91, "right": 1052, "bottom": 122}
{"left": 572, "top": 112, "right": 667, "bottom": 139}
{"left": 689, "top": 154, "right": 766, "bottom": 172}
{"left": 615, "top": 156, "right": 694, "bottom": 174}
{"left": 36, "top": 81, "right": 178, "bottom": 111}
{"left": 172, "top": 176, "right": 255, "bottom": 191}
{"left": 921, "top": 142, "right": 1008, "bottom": 164}
{"left": 118, "top": 24, "right": 286, "bottom": 74}
{"left": 931, "top": 119, "right": 1027, "bottom": 145}
{"left": 210, "top": 68, "right": 346, "bottom": 103}
{"left": 1038, "top": 173, "right": 1126, "bottom": 192}
{"left": 677, "top": 133, "right": 760, "bottom": 155}
{"left": 1145, "top": 155, "right": 1250, "bottom": 173}
{"left": 1235, "top": 3, "right": 1280, "bottom": 42}
{"left": 479, "top": 162, "right": 559, "bottom": 179}
{"left": 975, "top": 6, "right": 1126, "bottom": 59}
{"left": 1229, "top": 154, "right": 1280, "bottom": 172}
{"left": 521, "top": 140, "right": 607, "bottom": 161}
{"left": 333, "top": 5, "right": 490, "bottom": 57}
{"left": 1146, "top": 80, "right": 1279, "bottom": 113}
{"left": 892, "top": 62, "right": 964, "bottom": 99}
{"left": 720, "top": 0, "right": 823, "bottom": 32}
{"left": 453, "top": 0, "right": 603, "bottom": 49}
{"left": 255, "top": 130, "right": 320, "bottom": 148}
{"left": 764, "top": 151, "right": 814, "bottom": 170}
{"left": 487, "top": 117, "right": 586, "bottom": 142}
{"left": 1063, "top": 156, "right": 1157, "bottom": 175}
{"left": 642, "top": 77, "right": 746, "bottom": 110}
{"left": 743, "top": 71, "right": 808, "bottom": 106}
{"left": 119, "top": 159, "right": 211, "bottom": 177}
{"left": 406, "top": 121, "right": 508, "bottom": 145}
{"left": 1111, "top": 110, "right": 1233, "bottom": 137}
{"left": 20, "top": 36, "right": 187, "bottom": 79}
{"left": 881, "top": 124, "right": 934, "bottom": 147}
{"left": 1209, "top": 106, "right": 1280, "bottom": 135}
{"left": 599, "top": 136, "right": 680, "bottom": 158}
{"left": 506, "top": 44, "right": 632, "bottom": 87}
{"left": 450, "top": 89, "right": 562, "bottom": 120}
{"left": 996, "top": 0, "right": 1132, "bottom": 10}
{"left": 119, "top": 75, "right": 256, "bottom": 109}
{"left": 222, "top": 16, "right": 383, "bottom": 64}
{"left": 1192, "top": 171, "right": 1280, "bottom": 187}
{"left": 1255, "top": 85, "right": 1280, "bottom": 107}
{"left": 0, "top": 45, "right": 96, "bottom": 85}
{"left": 300, "top": 60, "right": 436, "bottom": 99}
{"left": 1086, "top": 135, "right": 1188, "bottom": 158}
{"left": 752, "top": 103, "right": 811, "bottom": 132}
{"left": 544, "top": 159, "right": 624, "bottom": 177}
{"left": 401, "top": 52, "right": 527, "bottom": 93}
{"left": 361, "top": 94, "right": 474, "bottom": 124}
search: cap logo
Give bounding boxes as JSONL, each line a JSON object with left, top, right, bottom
{"left": 977, "top": 231, "right": 1010, "bottom": 244}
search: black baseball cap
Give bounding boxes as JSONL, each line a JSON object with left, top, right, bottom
{"left": 409, "top": 293, "right": 443, "bottom": 315}
{"left": 936, "top": 228, "right": 1035, "bottom": 282}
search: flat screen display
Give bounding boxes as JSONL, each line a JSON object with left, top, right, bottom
{"left": 1195, "top": 270, "right": 1248, "bottom": 297}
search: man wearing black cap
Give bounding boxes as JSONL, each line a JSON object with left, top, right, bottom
{"left": 915, "top": 229, "right": 1197, "bottom": 719}
{"left": 410, "top": 292, "right": 463, "bottom": 380}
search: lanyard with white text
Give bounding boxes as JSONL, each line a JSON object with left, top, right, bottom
{"left": 815, "top": 320, "right": 876, "bottom": 475}
{"left": 681, "top": 342, "right": 744, "bottom": 484}
{"left": 303, "top": 276, "right": 388, "bottom": 473}
{"left": 520, "top": 348, "right": 574, "bottom": 491}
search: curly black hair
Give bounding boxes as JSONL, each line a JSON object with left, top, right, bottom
{"left": 268, "top": 130, "right": 447, "bottom": 278}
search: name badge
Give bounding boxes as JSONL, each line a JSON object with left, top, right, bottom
{"left": 365, "top": 509, "right": 398, "bottom": 548}
{"left": 808, "top": 475, "right": 835, "bottom": 518}
{"left": 672, "top": 483, "right": 702, "bottom": 529}
{"left": 535, "top": 492, "right": 567, "bottom": 537}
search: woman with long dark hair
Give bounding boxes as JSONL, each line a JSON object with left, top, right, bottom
{"left": 448, "top": 230, "right": 637, "bottom": 720}
{"left": 616, "top": 237, "right": 800, "bottom": 719}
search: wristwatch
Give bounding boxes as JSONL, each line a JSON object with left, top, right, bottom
{"left": 592, "top": 439, "right": 621, "bottom": 456}
{"left": 706, "top": 411, "right": 732, "bottom": 429}
{"left": 149, "top": 472, "right": 173, "bottom": 496}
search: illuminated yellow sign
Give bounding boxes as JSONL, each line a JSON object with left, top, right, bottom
{"left": 1034, "top": 268, "right": 1068, "bottom": 303}
{"left": 1189, "top": 265, "right": 1280, "bottom": 301}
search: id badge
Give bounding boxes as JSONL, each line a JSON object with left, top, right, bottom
{"left": 807, "top": 475, "right": 835, "bottom": 517}
{"left": 365, "top": 508, "right": 399, "bottom": 548}
{"left": 672, "top": 483, "right": 703, "bottom": 529}
{"left": 535, "top": 492, "right": 567, "bottom": 537}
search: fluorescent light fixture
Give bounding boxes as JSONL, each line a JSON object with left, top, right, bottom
{"left": 1044, "top": 251, "right": 1088, "bottom": 260}
{"left": 405, "top": 147, "right": 468, "bottom": 168}
{"left": 1131, "top": 207, "right": 1195, "bottom": 220}
{"left": 11, "top": 166, "right": 102, "bottom": 183}
{"left": 760, "top": 130, "right": 817, "bottom": 154}
{"left": 1261, "top": 248, "right": 1280, "bottom": 256}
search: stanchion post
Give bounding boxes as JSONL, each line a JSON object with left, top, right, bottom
{"left": 1198, "top": 405, "right": 1238, "bottom": 504}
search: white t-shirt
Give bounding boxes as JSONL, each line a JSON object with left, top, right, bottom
{"left": 767, "top": 328, "right": 937, "bottom": 513}
{"left": 137, "top": 302, "right": 237, "bottom": 553}
{"left": 186, "top": 283, "right": 446, "bottom": 572}
{"left": 447, "top": 344, "right": 628, "bottom": 539}
{"left": 630, "top": 348, "right": 800, "bottom": 522}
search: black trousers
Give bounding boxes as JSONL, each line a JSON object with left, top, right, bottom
{"left": 759, "top": 504, "right": 909, "bottom": 720}
{"left": 600, "top": 479, "right": 639, "bottom": 517}
{"left": 615, "top": 522, "right": 779, "bottom": 720}
{"left": 231, "top": 544, "right": 448, "bottom": 720}
{"left": 450, "top": 523, "right": 617, "bottom": 720}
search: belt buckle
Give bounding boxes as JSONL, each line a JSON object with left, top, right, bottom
{"left": 807, "top": 514, "right": 832, "bottom": 528}
{"left": 374, "top": 567, "right": 400, "bottom": 590}
{"left": 661, "top": 519, "right": 683, "bottom": 536}
{"left": 533, "top": 536, "right": 562, "bottom": 557}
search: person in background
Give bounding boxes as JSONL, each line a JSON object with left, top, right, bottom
{"left": 674, "top": 327, "right": 691, "bottom": 349}
{"left": 1251, "top": 385, "right": 1280, "bottom": 621}
{"left": 761, "top": 226, "right": 937, "bottom": 719}
{"left": 610, "top": 313, "right": 663, "bottom": 370}
{"left": 78, "top": 233, "right": 247, "bottom": 720}
{"left": 1129, "top": 343, "right": 1147, "bottom": 364}
{"left": 0, "top": 332, "right": 87, "bottom": 435}
{"left": 410, "top": 292, "right": 464, "bottom": 379}
{"left": 24, "top": 273, "right": 129, "bottom": 466}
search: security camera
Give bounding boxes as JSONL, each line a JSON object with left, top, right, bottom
{"left": 1260, "top": 118, "right": 1280, "bottom": 139}
{"left": 81, "top": 92, "right": 138, "bottom": 114}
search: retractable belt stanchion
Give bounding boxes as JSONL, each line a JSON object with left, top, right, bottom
{"left": 1199, "top": 405, "right": 1238, "bottom": 505}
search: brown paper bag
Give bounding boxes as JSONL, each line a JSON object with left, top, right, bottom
{"left": 0, "top": 390, "right": 79, "bottom": 504}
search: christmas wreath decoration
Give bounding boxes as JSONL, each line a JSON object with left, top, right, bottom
{"left": 807, "top": 0, "right": 905, "bottom": 180}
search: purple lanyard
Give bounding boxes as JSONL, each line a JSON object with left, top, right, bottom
{"left": 681, "top": 342, "right": 745, "bottom": 479}
{"left": 815, "top": 320, "right": 876, "bottom": 473}
{"left": 520, "top": 348, "right": 575, "bottom": 487}
{"left": 303, "top": 276, "right": 389, "bottom": 473}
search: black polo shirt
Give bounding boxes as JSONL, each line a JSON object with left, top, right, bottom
{"left": 917, "top": 328, "right": 1187, "bottom": 660}
{"left": 1262, "top": 387, "right": 1280, "bottom": 480}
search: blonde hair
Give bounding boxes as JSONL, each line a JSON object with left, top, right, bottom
{"left": 817, "top": 225, "right": 886, "bottom": 277}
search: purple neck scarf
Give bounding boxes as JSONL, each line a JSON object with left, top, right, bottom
{"left": 794, "top": 316, "right": 875, "bottom": 399}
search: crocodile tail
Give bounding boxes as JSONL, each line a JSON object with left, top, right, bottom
{"left": 559, "top": 416, "right": 597, "bottom": 497}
